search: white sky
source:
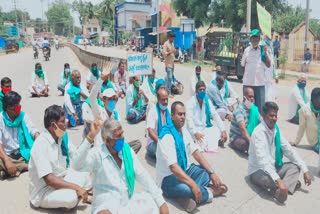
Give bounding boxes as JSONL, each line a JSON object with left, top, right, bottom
{"left": 0, "top": 0, "right": 318, "bottom": 27}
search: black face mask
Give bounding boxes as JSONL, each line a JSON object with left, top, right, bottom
{"left": 196, "top": 72, "right": 201, "bottom": 76}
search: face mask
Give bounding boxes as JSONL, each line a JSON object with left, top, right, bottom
{"left": 133, "top": 80, "right": 140, "bottom": 88}
{"left": 149, "top": 77, "right": 155, "bottom": 83}
{"left": 107, "top": 100, "right": 117, "bottom": 112}
{"left": 159, "top": 103, "right": 167, "bottom": 111}
{"left": 244, "top": 97, "right": 253, "bottom": 109}
{"left": 65, "top": 68, "right": 70, "bottom": 72}
{"left": 196, "top": 72, "right": 201, "bottom": 76}
{"left": 113, "top": 138, "right": 124, "bottom": 152}
{"left": 14, "top": 104, "right": 21, "bottom": 115}
{"left": 53, "top": 122, "right": 65, "bottom": 138}
{"left": 1, "top": 87, "right": 11, "bottom": 94}
{"left": 197, "top": 91, "right": 206, "bottom": 100}
{"left": 297, "top": 82, "right": 306, "bottom": 89}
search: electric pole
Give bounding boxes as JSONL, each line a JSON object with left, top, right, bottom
{"left": 304, "top": 0, "right": 310, "bottom": 51}
{"left": 246, "top": 0, "right": 251, "bottom": 33}
{"left": 156, "top": 0, "right": 160, "bottom": 48}
{"left": 13, "top": 0, "right": 18, "bottom": 26}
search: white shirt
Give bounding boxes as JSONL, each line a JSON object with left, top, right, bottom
{"left": 86, "top": 70, "right": 101, "bottom": 85}
{"left": 141, "top": 77, "right": 157, "bottom": 107}
{"left": 288, "top": 85, "right": 309, "bottom": 119}
{"left": 186, "top": 95, "right": 225, "bottom": 136}
{"left": 146, "top": 104, "right": 170, "bottom": 146}
{"left": 64, "top": 82, "right": 89, "bottom": 114}
{"left": 73, "top": 140, "right": 165, "bottom": 214}
{"left": 0, "top": 113, "right": 38, "bottom": 155}
{"left": 28, "top": 130, "right": 77, "bottom": 207}
{"left": 125, "top": 84, "right": 147, "bottom": 115}
{"left": 248, "top": 120, "right": 308, "bottom": 180}
{"left": 30, "top": 71, "right": 49, "bottom": 88}
{"left": 220, "top": 80, "right": 238, "bottom": 100}
{"left": 156, "top": 127, "right": 200, "bottom": 185}
{"left": 190, "top": 74, "right": 205, "bottom": 95}
{"left": 241, "top": 45, "right": 267, "bottom": 86}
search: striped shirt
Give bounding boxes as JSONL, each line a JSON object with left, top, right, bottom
{"left": 229, "top": 103, "right": 249, "bottom": 142}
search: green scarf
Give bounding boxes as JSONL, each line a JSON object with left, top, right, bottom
{"left": 246, "top": 104, "right": 260, "bottom": 136}
{"left": 275, "top": 124, "right": 283, "bottom": 168}
{"left": 310, "top": 103, "right": 320, "bottom": 148}
{"left": 223, "top": 80, "right": 230, "bottom": 101}
{"left": 295, "top": 86, "right": 308, "bottom": 118}
{"left": 132, "top": 85, "right": 143, "bottom": 110}
{"left": 35, "top": 69, "right": 44, "bottom": 79}
{"left": 196, "top": 74, "right": 202, "bottom": 81}
{"left": 61, "top": 133, "right": 70, "bottom": 168}
{"left": 100, "top": 80, "right": 114, "bottom": 93}
{"left": 63, "top": 70, "right": 71, "bottom": 80}
{"left": 85, "top": 97, "right": 104, "bottom": 108}
{"left": 67, "top": 82, "right": 81, "bottom": 101}
{"left": 204, "top": 96, "right": 213, "bottom": 127}
{"left": 0, "top": 91, "right": 4, "bottom": 112}
{"left": 122, "top": 142, "right": 135, "bottom": 198}
{"left": 91, "top": 68, "right": 100, "bottom": 79}
{"left": 2, "top": 112, "right": 34, "bottom": 163}
{"left": 148, "top": 77, "right": 156, "bottom": 95}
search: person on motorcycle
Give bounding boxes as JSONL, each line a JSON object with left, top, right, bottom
{"left": 42, "top": 37, "right": 51, "bottom": 57}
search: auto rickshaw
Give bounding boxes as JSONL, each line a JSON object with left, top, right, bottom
{"left": 5, "top": 38, "right": 19, "bottom": 54}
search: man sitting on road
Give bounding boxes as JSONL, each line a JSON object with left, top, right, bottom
{"left": 248, "top": 102, "right": 312, "bottom": 203}
{"left": 86, "top": 63, "right": 101, "bottom": 92}
{"left": 229, "top": 87, "right": 260, "bottom": 154}
{"left": 216, "top": 70, "right": 240, "bottom": 106}
{"left": 141, "top": 68, "right": 158, "bottom": 111}
{"left": 114, "top": 61, "right": 129, "bottom": 98}
{"left": 72, "top": 118, "right": 169, "bottom": 214}
{"left": 207, "top": 74, "right": 232, "bottom": 121}
{"left": 292, "top": 88, "right": 320, "bottom": 153}
{"left": 0, "top": 91, "right": 39, "bottom": 180}
{"left": 58, "top": 63, "right": 71, "bottom": 95}
{"left": 157, "top": 101, "right": 228, "bottom": 213}
{"left": 186, "top": 81, "right": 227, "bottom": 151}
{"left": 29, "top": 105, "right": 91, "bottom": 210}
{"left": 126, "top": 75, "right": 149, "bottom": 124}
{"left": 0, "top": 77, "right": 12, "bottom": 112}
{"left": 288, "top": 73, "right": 309, "bottom": 125}
{"left": 146, "top": 88, "right": 171, "bottom": 159}
{"left": 190, "top": 66, "right": 205, "bottom": 95}
{"left": 30, "top": 63, "right": 49, "bottom": 97}
{"left": 64, "top": 70, "right": 89, "bottom": 127}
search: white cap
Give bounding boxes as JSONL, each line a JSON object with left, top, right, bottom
{"left": 102, "top": 88, "right": 116, "bottom": 98}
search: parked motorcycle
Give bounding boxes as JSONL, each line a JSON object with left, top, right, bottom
{"left": 174, "top": 48, "right": 185, "bottom": 63}
{"left": 33, "top": 47, "right": 38, "bottom": 59}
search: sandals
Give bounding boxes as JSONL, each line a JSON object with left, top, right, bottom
{"left": 208, "top": 183, "right": 228, "bottom": 196}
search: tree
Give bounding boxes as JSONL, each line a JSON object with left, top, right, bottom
{"left": 46, "top": 0, "right": 73, "bottom": 36}
{"left": 72, "top": 0, "right": 96, "bottom": 29}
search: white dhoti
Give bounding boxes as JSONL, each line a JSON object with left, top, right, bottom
{"left": 39, "top": 169, "right": 91, "bottom": 209}
{"left": 193, "top": 126, "right": 221, "bottom": 153}
{"left": 265, "top": 82, "right": 277, "bottom": 102}
{"left": 94, "top": 192, "right": 159, "bottom": 214}
{"left": 29, "top": 84, "right": 49, "bottom": 95}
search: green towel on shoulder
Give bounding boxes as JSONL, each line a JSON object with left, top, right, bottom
{"left": 275, "top": 124, "right": 283, "bottom": 168}
{"left": 247, "top": 104, "right": 260, "bottom": 136}
{"left": 122, "top": 142, "right": 135, "bottom": 198}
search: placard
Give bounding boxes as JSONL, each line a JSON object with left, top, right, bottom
{"left": 127, "top": 52, "right": 153, "bottom": 77}
{"left": 257, "top": 2, "right": 272, "bottom": 38}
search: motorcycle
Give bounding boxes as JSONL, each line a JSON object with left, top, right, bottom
{"left": 182, "top": 49, "right": 189, "bottom": 63}
{"left": 43, "top": 47, "right": 50, "bottom": 61}
{"left": 174, "top": 48, "right": 185, "bottom": 63}
{"left": 154, "top": 45, "right": 164, "bottom": 62}
{"left": 55, "top": 44, "right": 59, "bottom": 50}
{"left": 33, "top": 47, "right": 38, "bottom": 59}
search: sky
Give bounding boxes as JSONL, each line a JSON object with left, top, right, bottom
{"left": 0, "top": 0, "right": 319, "bottom": 27}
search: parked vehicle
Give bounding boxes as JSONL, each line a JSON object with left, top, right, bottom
{"left": 174, "top": 48, "right": 185, "bottom": 64}
{"left": 207, "top": 32, "right": 250, "bottom": 80}
{"left": 5, "top": 38, "right": 19, "bottom": 54}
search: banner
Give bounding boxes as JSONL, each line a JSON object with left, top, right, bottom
{"left": 127, "top": 52, "right": 153, "bottom": 77}
{"left": 256, "top": 2, "right": 271, "bottom": 38}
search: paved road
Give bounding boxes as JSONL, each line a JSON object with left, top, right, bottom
{"left": 0, "top": 46, "right": 319, "bottom": 214}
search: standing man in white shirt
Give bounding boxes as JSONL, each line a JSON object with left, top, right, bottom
{"left": 0, "top": 91, "right": 39, "bottom": 180}
{"left": 292, "top": 87, "right": 320, "bottom": 153}
{"left": 248, "top": 102, "right": 312, "bottom": 203}
{"left": 29, "top": 105, "right": 91, "bottom": 210}
{"left": 157, "top": 101, "right": 227, "bottom": 213}
{"left": 288, "top": 73, "right": 309, "bottom": 124}
{"left": 186, "top": 81, "right": 227, "bottom": 151}
{"left": 241, "top": 29, "right": 271, "bottom": 112}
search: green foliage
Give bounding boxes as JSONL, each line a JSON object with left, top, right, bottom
{"left": 46, "top": 0, "right": 73, "bottom": 36}
{"left": 272, "top": 6, "right": 305, "bottom": 34}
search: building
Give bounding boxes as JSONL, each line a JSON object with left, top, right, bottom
{"left": 83, "top": 19, "right": 101, "bottom": 38}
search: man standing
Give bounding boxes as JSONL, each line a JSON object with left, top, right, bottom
{"left": 288, "top": 74, "right": 309, "bottom": 124}
{"left": 241, "top": 29, "right": 271, "bottom": 112}
{"left": 146, "top": 88, "right": 171, "bottom": 159}
{"left": 156, "top": 101, "right": 227, "bottom": 212}
{"left": 273, "top": 36, "right": 280, "bottom": 69}
{"left": 0, "top": 77, "right": 12, "bottom": 112}
{"left": 292, "top": 88, "right": 320, "bottom": 153}
{"left": 163, "top": 32, "right": 176, "bottom": 97}
{"left": 187, "top": 81, "right": 227, "bottom": 151}
{"left": 229, "top": 87, "right": 260, "bottom": 154}
{"left": 64, "top": 70, "right": 89, "bottom": 127}
{"left": 248, "top": 102, "right": 312, "bottom": 203}
{"left": 29, "top": 105, "right": 91, "bottom": 209}
{"left": 301, "top": 48, "right": 312, "bottom": 73}
{"left": 0, "top": 91, "right": 39, "bottom": 180}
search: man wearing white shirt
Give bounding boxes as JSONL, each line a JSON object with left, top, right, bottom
{"left": 190, "top": 66, "right": 205, "bottom": 95}
{"left": 249, "top": 102, "right": 312, "bottom": 203}
{"left": 146, "top": 88, "right": 171, "bottom": 159}
{"left": 29, "top": 105, "right": 91, "bottom": 210}
{"left": 288, "top": 73, "right": 309, "bottom": 124}
{"left": 141, "top": 68, "right": 157, "bottom": 111}
{"left": 73, "top": 118, "right": 169, "bottom": 214}
{"left": 157, "top": 101, "right": 227, "bottom": 212}
{"left": 0, "top": 91, "right": 39, "bottom": 180}
{"left": 186, "top": 81, "right": 227, "bottom": 151}
{"left": 30, "top": 63, "right": 49, "bottom": 97}
{"left": 86, "top": 63, "right": 101, "bottom": 91}
{"left": 64, "top": 70, "right": 89, "bottom": 127}
{"left": 241, "top": 29, "right": 271, "bottom": 112}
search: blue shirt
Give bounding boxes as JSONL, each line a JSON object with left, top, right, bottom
{"left": 304, "top": 52, "right": 312, "bottom": 61}
{"left": 273, "top": 40, "right": 280, "bottom": 53}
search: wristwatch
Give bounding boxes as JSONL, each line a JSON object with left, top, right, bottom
{"left": 207, "top": 169, "right": 215, "bottom": 175}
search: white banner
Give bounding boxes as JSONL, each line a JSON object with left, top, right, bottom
{"left": 127, "top": 52, "right": 153, "bottom": 77}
